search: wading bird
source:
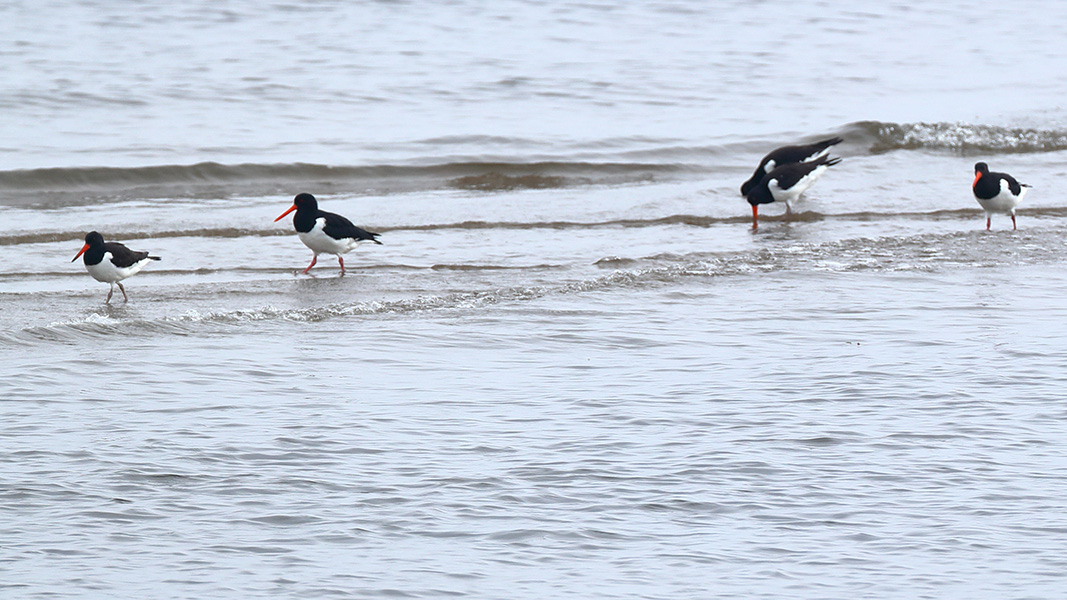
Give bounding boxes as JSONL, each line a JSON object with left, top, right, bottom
{"left": 275, "top": 193, "right": 382, "bottom": 276}
{"left": 972, "top": 162, "right": 1030, "bottom": 230}
{"left": 72, "top": 231, "right": 160, "bottom": 303}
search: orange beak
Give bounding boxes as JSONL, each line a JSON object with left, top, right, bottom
{"left": 71, "top": 243, "right": 89, "bottom": 262}
{"left": 275, "top": 204, "right": 297, "bottom": 222}
{"left": 972, "top": 171, "right": 982, "bottom": 187}
{"left": 751, "top": 204, "right": 759, "bottom": 229}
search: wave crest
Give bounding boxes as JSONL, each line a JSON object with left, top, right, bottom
{"left": 0, "top": 160, "right": 688, "bottom": 207}
{"left": 853, "top": 120, "right": 1067, "bottom": 155}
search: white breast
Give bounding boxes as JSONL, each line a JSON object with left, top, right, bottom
{"left": 297, "top": 218, "right": 365, "bottom": 255}
{"left": 976, "top": 179, "right": 1027, "bottom": 214}
{"left": 85, "top": 252, "right": 152, "bottom": 283}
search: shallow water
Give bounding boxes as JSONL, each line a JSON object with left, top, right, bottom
{"left": 4, "top": 1, "right": 1067, "bottom": 598}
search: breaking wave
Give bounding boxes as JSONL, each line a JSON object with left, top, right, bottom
{"left": 2, "top": 120, "right": 1062, "bottom": 208}
{"left": 852, "top": 120, "right": 1067, "bottom": 155}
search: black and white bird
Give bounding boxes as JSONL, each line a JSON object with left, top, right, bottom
{"left": 71, "top": 231, "right": 160, "bottom": 303}
{"left": 972, "top": 162, "right": 1030, "bottom": 231}
{"left": 745, "top": 155, "right": 841, "bottom": 229}
{"left": 740, "top": 137, "right": 843, "bottom": 197}
{"left": 275, "top": 193, "right": 382, "bottom": 276}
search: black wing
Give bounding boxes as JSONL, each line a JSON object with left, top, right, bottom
{"left": 741, "top": 137, "right": 843, "bottom": 195}
{"left": 103, "top": 241, "right": 159, "bottom": 268}
{"left": 770, "top": 137, "right": 843, "bottom": 166}
{"left": 994, "top": 172, "right": 1025, "bottom": 196}
{"left": 321, "top": 211, "right": 382, "bottom": 244}
{"left": 769, "top": 156, "right": 841, "bottom": 189}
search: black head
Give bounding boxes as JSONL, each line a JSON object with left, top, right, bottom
{"left": 294, "top": 193, "right": 318, "bottom": 211}
{"left": 73, "top": 231, "right": 105, "bottom": 262}
{"left": 745, "top": 177, "right": 774, "bottom": 206}
{"left": 275, "top": 193, "right": 319, "bottom": 223}
{"left": 974, "top": 162, "right": 989, "bottom": 175}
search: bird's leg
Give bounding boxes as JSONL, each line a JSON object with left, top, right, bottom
{"left": 106, "top": 284, "right": 114, "bottom": 304}
{"left": 1011, "top": 213, "right": 1017, "bottom": 230}
{"left": 986, "top": 215, "right": 991, "bottom": 231}
{"left": 118, "top": 282, "right": 128, "bottom": 303}
{"left": 784, "top": 202, "right": 793, "bottom": 218}
{"left": 751, "top": 205, "right": 758, "bottom": 229}
{"left": 301, "top": 254, "right": 318, "bottom": 275}
{"left": 338, "top": 256, "right": 345, "bottom": 276}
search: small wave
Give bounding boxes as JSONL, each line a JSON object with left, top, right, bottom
{"left": 11, "top": 207, "right": 1067, "bottom": 249}
{"left": 428, "top": 263, "right": 561, "bottom": 271}
{"left": 850, "top": 120, "right": 1067, "bottom": 155}
{"left": 0, "top": 160, "right": 690, "bottom": 207}
{"left": 0, "top": 228, "right": 289, "bottom": 247}
{"left": 400, "top": 206, "right": 1067, "bottom": 230}
{"left": 448, "top": 172, "right": 566, "bottom": 191}
{"left": 18, "top": 225, "right": 1066, "bottom": 345}
{"left": 6, "top": 122, "right": 1063, "bottom": 208}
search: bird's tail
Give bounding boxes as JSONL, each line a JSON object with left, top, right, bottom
{"left": 816, "top": 136, "right": 844, "bottom": 148}
{"left": 818, "top": 156, "right": 843, "bottom": 167}
{"left": 148, "top": 255, "right": 162, "bottom": 261}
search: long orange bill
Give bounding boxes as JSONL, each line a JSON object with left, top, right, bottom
{"left": 751, "top": 204, "right": 759, "bottom": 229}
{"left": 274, "top": 204, "right": 297, "bottom": 222}
{"left": 71, "top": 243, "right": 89, "bottom": 262}
{"left": 972, "top": 172, "right": 982, "bottom": 187}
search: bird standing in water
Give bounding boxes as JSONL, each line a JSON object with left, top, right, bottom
{"left": 745, "top": 155, "right": 841, "bottom": 229}
{"left": 72, "top": 231, "right": 160, "bottom": 303}
{"left": 275, "top": 193, "right": 382, "bottom": 276}
{"left": 972, "top": 162, "right": 1029, "bottom": 230}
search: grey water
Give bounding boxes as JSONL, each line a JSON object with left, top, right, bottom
{"left": 4, "top": 1, "right": 1067, "bottom": 598}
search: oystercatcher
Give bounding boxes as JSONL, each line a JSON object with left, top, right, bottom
{"left": 740, "top": 137, "right": 843, "bottom": 196}
{"left": 71, "top": 231, "right": 160, "bottom": 303}
{"left": 972, "top": 162, "right": 1030, "bottom": 230}
{"left": 745, "top": 155, "right": 841, "bottom": 229}
{"left": 275, "top": 193, "right": 382, "bottom": 276}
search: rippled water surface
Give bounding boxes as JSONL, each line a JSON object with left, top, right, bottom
{"left": 4, "top": 1, "right": 1067, "bottom": 598}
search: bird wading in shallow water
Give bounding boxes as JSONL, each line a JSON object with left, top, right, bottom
{"left": 72, "top": 231, "right": 160, "bottom": 303}
{"left": 972, "top": 162, "right": 1030, "bottom": 231}
{"left": 745, "top": 155, "right": 841, "bottom": 229}
{"left": 740, "top": 137, "right": 843, "bottom": 197}
{"left": 275, "top": 193, "right": 382, "bottom": 276}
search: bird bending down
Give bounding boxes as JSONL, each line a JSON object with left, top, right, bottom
{"left": 275, "top": 193, "right": 382, "bottom": 276}
{"left": 740, "top": 137, "right": 843, "bottom": 197}
{"left": 972, "top": 162, "right": 1030, "bottom": 231}
{"left": 72, "top": 231, "right": 160, "bottom": 303}
{"left": 745, "top": 155, "right": 841, "bottom": 229}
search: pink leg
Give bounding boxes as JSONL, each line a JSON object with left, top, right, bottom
{"left": 118, "top": 282, "right": 128, "bottom": 302}
{"left": 1011, "top": 214, "right": 1017, "bottom": 230}
{"left": 986, "top": 216, "right": 991, "bottom": 231}
{"left": 338, "top": 256, "right": 345, "bottom": 276}
{"left": 301, "top": 255, "right": 318, "bottom": 274}
{"left": 106, "top": 284, "right": 114, "bottom": 304}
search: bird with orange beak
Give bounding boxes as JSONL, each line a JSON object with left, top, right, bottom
{"left": 72, "top": 231, "right": 160, "bottom": 303}
{"left": 275, "top": 193, "right": 382, "bottom": 276}
{"left": 745, "top": 155, "right": 841, "bottom": 229}
{"left": 972, "top": 162, "right": 1030, "bottom": 230}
